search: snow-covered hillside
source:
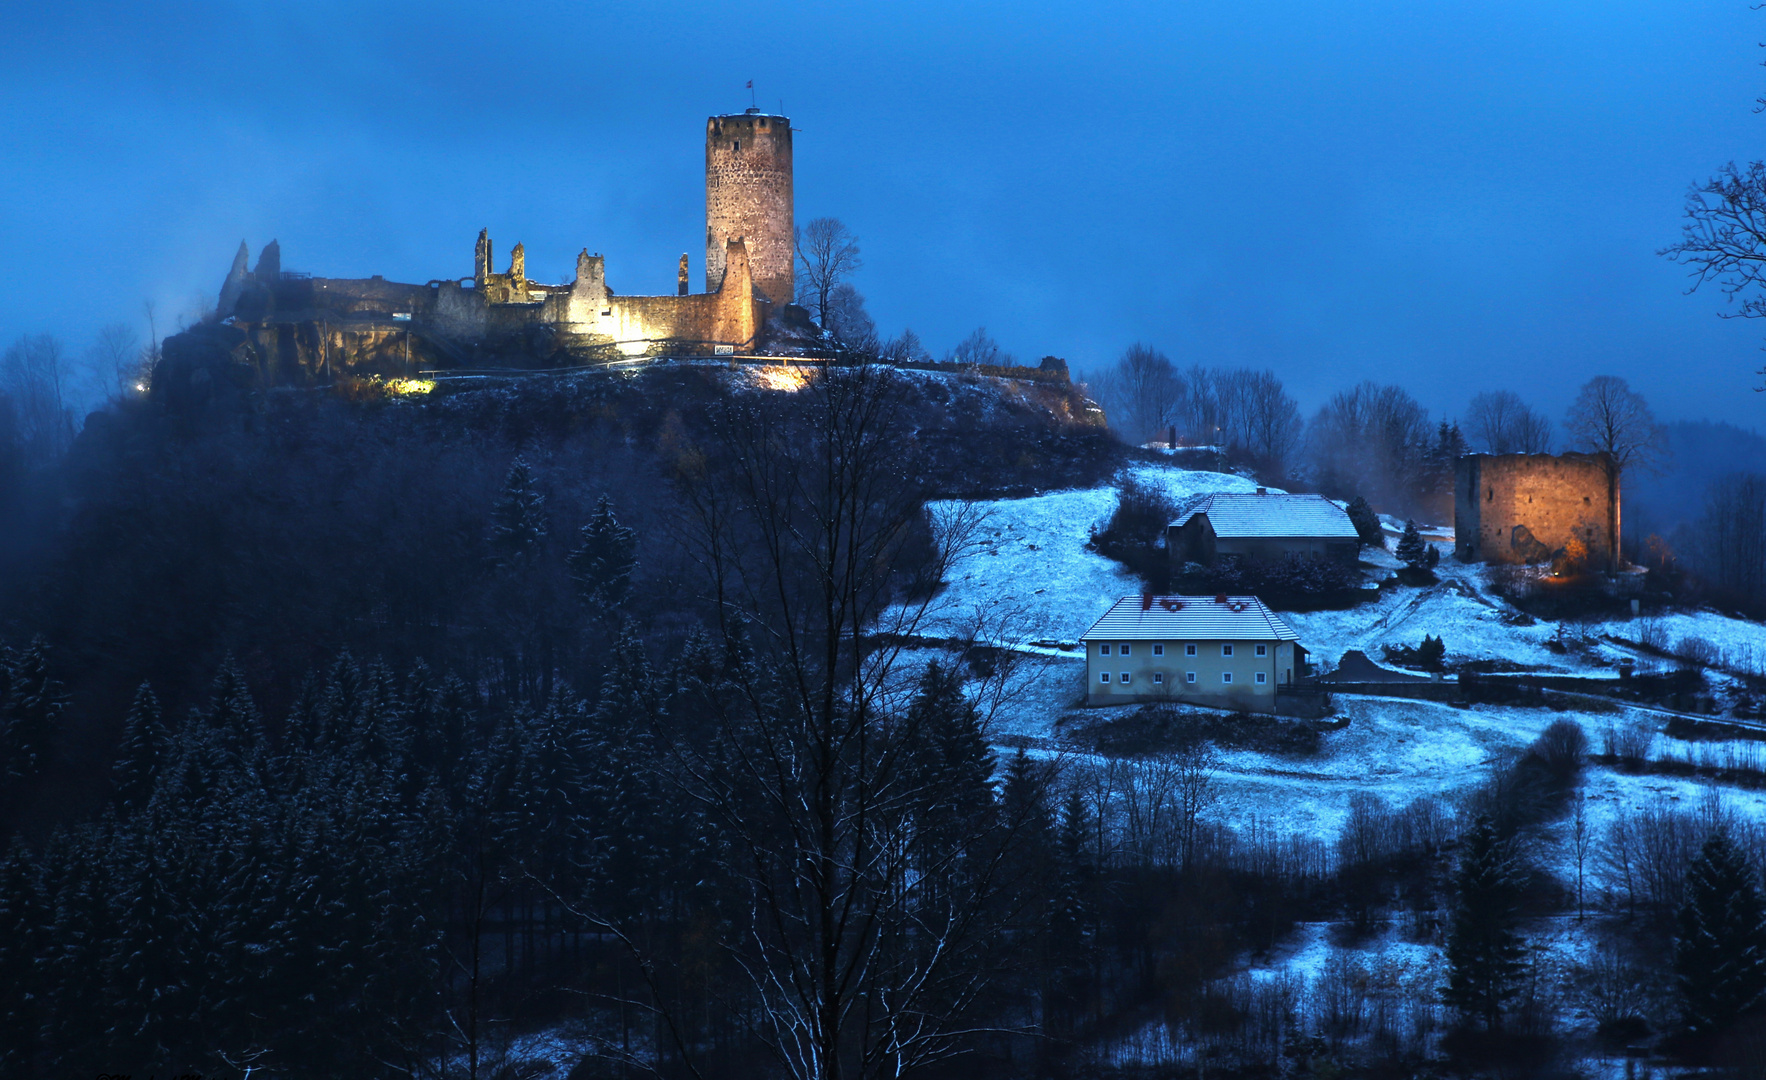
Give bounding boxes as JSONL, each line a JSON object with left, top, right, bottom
{"left": 907, "top": 459, "right": 1766, "bottom": 1018}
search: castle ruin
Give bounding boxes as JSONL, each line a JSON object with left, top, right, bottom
{"left": 211, "top": 110, "right": 799, "bottom": 381}
{"left": 1454, "top": 453, "right": 1615, "bottom": 568}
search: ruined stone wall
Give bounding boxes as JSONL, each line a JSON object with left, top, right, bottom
{"left": 1455, "top": 453, "right": 1612, "bottom": 564}
{"left": 706, "top": 112, "right": 792, "bottom": 304}
{"left": 234, "top": 321, "right": 438, "bottom": 384}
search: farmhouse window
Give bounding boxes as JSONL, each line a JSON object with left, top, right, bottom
{"left": 1222, "top": 672, "right": 1233, "bottom": 684}
{"left": 1153, "top": 644, "right": 1164, "bottom": 656}
{"left": 1121, "top": 644, "right": 1132, "bottom": 656}
{"left": 1185, "top": 672, "right": 1197, "bottom": 684}
{"left": 1153, "top": 672, "right": 1164, "bottom": 684}
{"left": 1099, "top": 644, "right": 1110, "bottom": 655}
{"left": 1255, "top": 644, "right": 1267, "bottom": 657}
{"left": 1185, "top": 644, "right": 1197, "bottom": 656}
{"left": 1222, "top": 644, "right": 1234, "bottom": 657}
{"left": 1255, "top": 672, "right": 1267, "bottom": 684}
{"left": 1100, "top": 672, "right": 1109, "bottom": 684}
{"left": 1120, "top": 672, "right": 1131, "bottom": 684}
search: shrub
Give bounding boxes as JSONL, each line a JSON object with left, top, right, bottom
{"left": 1396, "top": 520, "right": 1427, "bottom": 568}
{"left": 1534, "top": 719, "right": 1588, "bottom": 783}
{"left": 1346, "top": 496, "right": 1384, "bottom": 549}
{"left": 1637, "top": 618, "right": 1670, "bottom": 654}
{"left": 1089, "top": 475, "right": 1180, "bottom": 589}
{"left": 1603, "top": 722, "right": 1656, "bottom": 769}
{"left": 1203, "top": 552, "right": 1364, "bottom": 605}
{"left": 1674, "top": 635, "right": 1719, "bottom": 671}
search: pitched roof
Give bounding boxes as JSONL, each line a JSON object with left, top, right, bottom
{"left": 1080, "top": 595, "right": 1300, "bottom": 642}
{"left": 1172, "top": 492, "right": 1358, "bottom": 539}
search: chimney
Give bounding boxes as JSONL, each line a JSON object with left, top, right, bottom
{"left": 1256, "top": 487, "right": 1267, "bottom": 495}
{"left": 1141, "top": 593, "right": 1154, "bottom": 611}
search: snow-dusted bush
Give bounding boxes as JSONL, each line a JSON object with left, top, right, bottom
{"left": 1673, "top": 634, "right": 1720, "bottom": 671}
{"left": 1534, "top": 718, "right": 1589, "bottom": 782}
{"left": 1087, "top": 474, "right": 1181, "bottom": 588}
{"left": 1602, "top": 722, "right": 1655, "bottom": 769}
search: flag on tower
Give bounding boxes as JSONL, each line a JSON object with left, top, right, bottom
{"left": 746, "top": 80, "right": 753, "bottom": 89}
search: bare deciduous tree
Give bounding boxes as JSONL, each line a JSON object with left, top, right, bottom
{"left": 795, "top": 217, "right": 863, "bottom": 331}
{"left": 1661, "top": 161, "right": 1766, "bottom": 380}
{"left": 655, "top": 365, "right": 1035, "bottom": 1080}
{"left": 1093, "top": 344, "right": 1179, "bottom": 446}
{"left": 945, "top": 327, "right": 1008, "bottom": 367}
{"left": 1227, "top": 369, "right": 1302, "bottom": 475}
{"left": 822, "top": 282, "right": 878, "bottom": 352}
{"left": 1696, "top": 471, "right": 1766, "bottom": 611}
{"left": 1465, "top": 390, "right": 1553, "bottom": 455}
{"left": 2, "top": 334, "right": 74, "bottom": 465}
{"left": 1306, "top": 381, "right": 1432, "bottom": 516}
{"left": 1564, "top": 375, "right": 1666, "bottom": 571}
{"left": 85, "top": 322, "right": 141, "bottom": 400}
{"left": 879, "top": 328, "right": 930, "bottom": 363}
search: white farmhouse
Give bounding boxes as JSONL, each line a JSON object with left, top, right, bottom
{"left": 1080, "top": 594, "right": 1306, "bottom": 712}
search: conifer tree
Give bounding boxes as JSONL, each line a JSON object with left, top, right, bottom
{"left": 1346, "top": 495, "right": 1384, "bottom": 550}
{"left": 488, "top": 456, "right": 548, "bottom": 567}
{"left": 0, "top": 638, "right": 63, "bottom": 786}
{"left": 1052, "top": 786, "right": 1097, "bottom": 944}
{"left": 111, "top": 683, "right": 166, "bottom": 813}
{"left": 0, "top": 840, "right": 45, "bottom": 1071}
{"left": 1674, "top": 832, "right": 1766, "bottom": 1038}
{"left": 1417, "top": 634, "right": 1447, "bottom": 672}
{"left": 568, "top": 494, "right": 639, "bottom": 610}
{"left": 1397, "top": 519, "right": 1429, "bottom": 569}
{"left": 907, "top": 661, "right": 996, "bottom": 845}
{"left": 1443, "top": 815, "right": 1527, "bottom": 1029}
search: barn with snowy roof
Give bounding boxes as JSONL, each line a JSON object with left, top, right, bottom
{"left": 1080, "top": 594, "right": 1306, "bottom": 711}
{"left": 1169, "top": 491, "right": 1359, "bottom": 567}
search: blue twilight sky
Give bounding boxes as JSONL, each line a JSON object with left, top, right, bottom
{"left": 3, "top": 0, "right": 1765, "bottom": 428}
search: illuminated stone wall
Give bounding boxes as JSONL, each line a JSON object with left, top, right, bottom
{"left": 705, "top": 112, "right": 793, "bottom": 305}
{"left": 224, "top": 235, "right": 766, "bottom": 379}
{"left": 1454, "top": 453, "right": 1613, "bottom": 564}
{"left": 214, "top": 109, "right": 791, "bottom": 378}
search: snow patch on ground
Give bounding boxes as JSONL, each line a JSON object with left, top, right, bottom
{"left": 910, "top": 462, "right": 1267, "bottom": 645}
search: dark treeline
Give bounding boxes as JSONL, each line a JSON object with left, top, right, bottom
{"left": 1080, "top": 345, "right": 1614, "bottom": 523}
{"left": 7, "top": 358, "right": 1766, "bottom": 1076}
{"left": 0, "top": 365, "right": 1344, "bottom": 1078}
{"left": 0, "top": 365, "right": 1114, "bottom": 828}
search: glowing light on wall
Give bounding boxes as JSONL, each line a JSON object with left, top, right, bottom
{"left": 617, "top": 340, "right": 651, "bottom": 357}
{"left": 384, "top": 378, "right": 436, "bottom": 396}
{"left": 751, "top": 366, "right": 809, "bottom": 393}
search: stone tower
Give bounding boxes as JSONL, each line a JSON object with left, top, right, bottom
{"left": 706, "top": 109, "right": 793, "bottom": 305}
